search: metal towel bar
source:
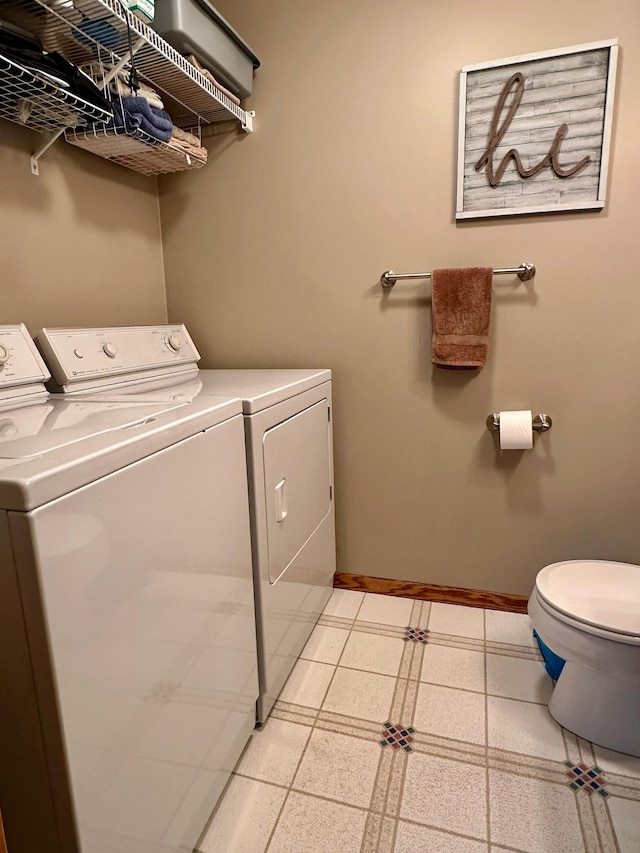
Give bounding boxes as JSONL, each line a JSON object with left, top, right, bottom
{"left": 380, "top": 262, "right": 535, "bottom": 290}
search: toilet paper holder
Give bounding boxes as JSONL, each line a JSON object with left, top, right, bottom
{"left": 486, "top": 413, "right": 552, "bottom": 432}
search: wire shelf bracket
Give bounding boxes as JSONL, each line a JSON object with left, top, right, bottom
{"left": 2, "top": 0, "right": 257, "bottom": 173}
{"left": 30, "top": 38, "right": 144, "bottom": 175}
{"left": 31, "top": 128, "right": 63, "bottom": 175}
{"left": 241, "top": 109, "right": 255, "bottom": 133}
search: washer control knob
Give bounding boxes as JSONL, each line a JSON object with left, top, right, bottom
{"left": 0, "top": 344, "right": 9, "bottom": 370}
{"left": 103, "top": 342, "right": 118, "bottom": 359}
{"left": 166, "top": 334, "right": 183, "bottom": 353}
{"left": 74, "top": 348, "right": 84, "bottom": 359}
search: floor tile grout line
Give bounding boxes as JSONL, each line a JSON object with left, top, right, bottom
{"left": 393, "top": 813, "right": 491, "bottom": 846}
{"left": 359, "top": 812, "right": 382, "bottom": 853}
{"left": 361, "top": 749, "right": 391, "bottom": 851}
{"left": 326, "top": 662, "right": 406, "bottom": 679}
{"left": 385, "top": 599, "right": 431, "bottom": 852}
{"left": 370, "top": 713, "right": 405, "bottom": 847}
{"left": 314, "top": 722, "right": 400, "bottom": 745}
{"left": 381, "top": 603, "right": 424, "bottom": 849}
{"left": 587, "top": 733, "right": 624, "bottom": 853}
{"left": 578, "top": 731, "right": 618, "bottom": 853}
{"left": 486, "top": 761, "right": 616, "bottom": 788}
{"left": 604, "top": 781, "right": 640, "bottom": 797}
{"left": 275, "top": 590, "right": 374, "bottom": 851}
{"left": 321, "top": 622, "right": 543, "bottom": 663}
{"left": 270, "top": 707, "right": 317, "bottom": 725}
{"left": 373, "top": 602, "right": 418, "bottom": 849}
{"left": 208, "top": 595, "right": 640, "bottom": 853}
{"left": 411, "top": 744, "right": 487, "bottom": 768}
{"left": 576, "top": 728, "right": 628, "bottom": 853}
{"left": 483, "top": 607, "right": 492, "bottom": 851}
{"left": 262, "top": 594, "right": 638, "bottom": 853}
{"left": 232, "top": 771, "right": 291, "bottom": 792}
{"left": 287, "top": 785, "right": 372, "bottom": 815}
{"left": 358, "top": 596, "right": 424, "bottom": 852}
{"left": 413, "top": 675, "right": 552, "bottom": 705}
{"left": 262, "top": 702, "right": 321, "bottom": 852}
{"left": 568, "top": 727, "right": 600, "bottom": 853}
{"left": 380, "top": 754, "right": 399, "bottom": 852}
{"left": 263, "top": 595, "right": 361, "bottom": 853}
{"left": 252, "top": 769, "right": 491, "bottom": 844}
{"left": 589, "top": 794, "right": 606, "bottom": 853}
{"left": 264, "top": 711, "right": 632, "bottom": 782}
{"left": 487, "top": 748, "right": 588, "bottom": 774}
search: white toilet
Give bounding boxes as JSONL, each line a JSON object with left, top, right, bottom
{"left": 528, "top": 560, "right": 640, "bottom": 757}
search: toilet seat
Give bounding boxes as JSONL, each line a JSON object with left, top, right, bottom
{"left": 536, "top": 560, "right": 640, "bottom": 642}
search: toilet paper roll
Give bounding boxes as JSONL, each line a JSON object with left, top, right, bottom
{"left": 499, "top": 410, "right": 533, "bottom": 450}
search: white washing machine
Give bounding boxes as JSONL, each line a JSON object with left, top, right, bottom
{"left": 0, "top": 325, "right": 258, "bottom": 853}
{"left": 195, "top": 370, "right": 335, "bottom": 723}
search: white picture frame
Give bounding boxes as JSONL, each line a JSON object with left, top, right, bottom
{"left": 456, "top": 39, "right": 618, "bottom": 220}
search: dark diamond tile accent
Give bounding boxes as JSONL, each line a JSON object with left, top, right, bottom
{"left": 564, "top": 761, "right": 610, "bottom": 798}
{"left": 380, "top": 721, "right": 416, "bottom": 753}
{"left": 404, "top": 627, "right": 429, "bottom": 644}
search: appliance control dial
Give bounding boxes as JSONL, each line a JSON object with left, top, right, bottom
{"left": 166, "top": 334, "right": 183, "bottom": 353}
{"left": 103, "top": 342, "right": 118, "bottom": 358}
{"left": 0, "top": 343, "right": 9, "bottom": 370}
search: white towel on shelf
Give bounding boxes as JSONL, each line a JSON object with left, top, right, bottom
{"left": 185, "top": 54, "right": 241, "bottom": 106}
{"left": 109, "top": 73, "right": 165, "bottom": 109}
{"left": 171, "top": 125, "right": 200, "bottom": 147}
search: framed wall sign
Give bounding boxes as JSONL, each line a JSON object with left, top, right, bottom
{"left": 456, "top": 39, "right": 618, "bottom": 219}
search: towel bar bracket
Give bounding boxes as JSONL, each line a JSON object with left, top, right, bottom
{"left": 486, "top": 413, "right": 552, "bottom": 433}
{"left": 380, "top": 262, "right": 536, "bottom": 289}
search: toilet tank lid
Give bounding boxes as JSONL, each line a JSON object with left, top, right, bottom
{"left": 536, "top": 560, "right": 640, "bottom": 637}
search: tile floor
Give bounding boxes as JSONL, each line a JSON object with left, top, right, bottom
{"left": 199, "top": 591, "right": 640, "bottom": 852}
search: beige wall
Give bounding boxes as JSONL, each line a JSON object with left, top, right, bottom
{"left": 1, "top": 121, "right": 166, "bottom": 335}
{"left": 159, "top": 0, "right": 640, "bottom": 595}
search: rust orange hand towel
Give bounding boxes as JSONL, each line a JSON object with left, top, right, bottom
{"left": 431, "top": 267, "right": 493, "bottom": 370}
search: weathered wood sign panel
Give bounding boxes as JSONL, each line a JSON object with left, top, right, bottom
{"left": 456, "top": 40, "right": 618, "bottom": 219}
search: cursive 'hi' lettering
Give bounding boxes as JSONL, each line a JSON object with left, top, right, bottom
{"left": 474, "top": 72, "right": 591, "bottom": 187}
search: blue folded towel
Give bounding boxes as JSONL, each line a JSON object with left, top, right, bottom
{"left": 76, "top": 14, "right": 120, "bottom": 49}
{"left": 121, "top": 96, "right": 173, "bottom": 141}
{"left": 110, "top": 100, "right": 143, "bottom": 135}
{"left": 85, "top": 98, "right": 174, "bottom": 145}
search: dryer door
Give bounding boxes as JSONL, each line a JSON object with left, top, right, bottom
{"left": 263, "top": 399, "right": 332, "bottom": 584}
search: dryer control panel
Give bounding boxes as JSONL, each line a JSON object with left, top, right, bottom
{"left": 36, "top": 325, "right": 201, "bottom": 392}
{"left": 0, "top": 324, "right": 50, "bottom": 406}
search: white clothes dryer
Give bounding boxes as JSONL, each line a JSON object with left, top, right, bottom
{"left": 1, "top": 325, "right": 258, "bottom": 853}
{"left": 196, "top": 370, "right": 335, "bottom": 723}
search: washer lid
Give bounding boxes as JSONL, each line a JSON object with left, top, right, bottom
{"left": 536, "top": 560, "right": 640, "bottom": 637}
{"left": 0, "top": 399, "right": 185, "bottom": 459}
{"left": 0, "top": 392, "right": 242, "bottom": 511}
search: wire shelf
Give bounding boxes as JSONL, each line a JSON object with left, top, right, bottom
{"left": 3, "top": 0, "right": 251, "bottom": 129}
{"left": 64, "top": 123, "right": 208, "bottom": 175}
{"left": 0, "top": 52, "right": 111, "bottom": 132}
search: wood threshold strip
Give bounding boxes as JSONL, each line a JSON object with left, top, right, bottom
{"left": 333, "top": 572, "right": 528, "bottom": 614}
